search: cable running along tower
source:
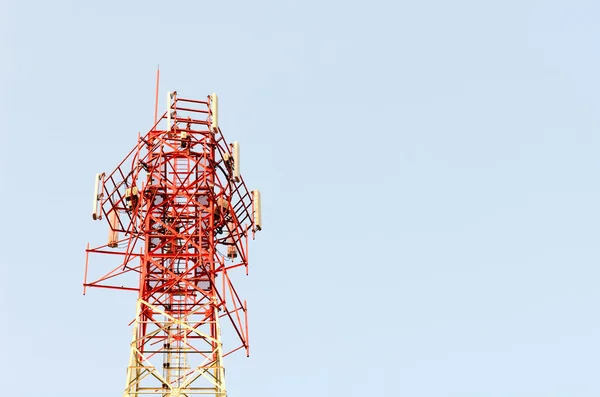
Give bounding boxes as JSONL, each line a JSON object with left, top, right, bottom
{"left": 84, "top": 90, "right": 262, "bottom": 397}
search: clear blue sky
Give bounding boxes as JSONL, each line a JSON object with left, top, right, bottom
{"left": 2, "top": 1, "right": 600, "bottom": 396}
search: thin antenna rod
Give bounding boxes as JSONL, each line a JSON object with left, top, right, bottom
{"left": 154, "top": 65, "right": 160, "bottom": 126}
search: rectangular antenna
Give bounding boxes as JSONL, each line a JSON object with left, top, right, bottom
{"left": 252, "top": 190, "right": 262, "bottom": 231}
{"left": 211, "top": 93, "right": 219, "bottom": 131}
{"left": 108, "top": 210, "right": 119, "bottom": 248}
{"left": 167, "top": 91, "right": 173, "bottom": 130}
{"left": 92, "top": 173, "right": 104, "bottom": 220}
{"left": 233, "top": 141, "right": 240, "bottom": 182}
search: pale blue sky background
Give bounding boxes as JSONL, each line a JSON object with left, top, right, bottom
{"left": 2, "top": 0, "right": 600, "bottom": 395}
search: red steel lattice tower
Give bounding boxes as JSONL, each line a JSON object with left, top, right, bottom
{"left": 84, "top": 90, "right": 262, "bottom": 397}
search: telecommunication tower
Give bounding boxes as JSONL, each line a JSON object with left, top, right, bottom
{"left": 84, "top": 88, "right": 262, "bottom": 397}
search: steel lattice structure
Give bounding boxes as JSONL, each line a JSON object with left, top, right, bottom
{"left": 84, "top": 91, "right": 261, "bottom": 397}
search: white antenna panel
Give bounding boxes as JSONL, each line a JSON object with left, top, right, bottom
{"left": 252, "top": 189, "right": 262, "bottom": 231}
{"left": 92, "top": 173, "right": 104, "bottom": 220}
{"left": 233, "top": 141, "right": 240, "bottom": 182}
{"left": 167, "top": 92, "right": 172, "bottom": 130}
{"left": 211, "top": 93, "right": 218, "bottom": 131}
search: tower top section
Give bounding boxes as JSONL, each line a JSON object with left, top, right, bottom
{"left": 87, "top": 91, "right": 262, "bottom": 290}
